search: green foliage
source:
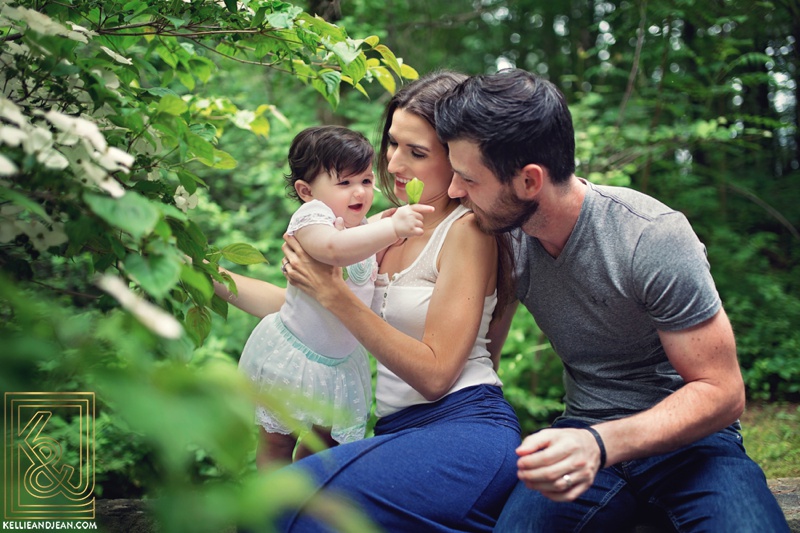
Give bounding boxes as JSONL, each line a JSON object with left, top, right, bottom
{"left": 1, "top": 0, "right": 414, "bottom": 529}
{"left": 741, "top": 402, "right": 800, "bottom": 478}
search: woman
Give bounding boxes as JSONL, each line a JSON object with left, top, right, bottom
{"left": 274, "top": 71, "right": 521, "bottom": 532}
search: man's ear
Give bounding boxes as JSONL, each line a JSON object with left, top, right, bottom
{"left": 513, "top": 164, "right": 545, "bottom": 200}
{"left": 294, "top": 180, "right": 314, "bottom": 202}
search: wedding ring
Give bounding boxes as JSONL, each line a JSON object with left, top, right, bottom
{"left": 281, "top": 258, "right": 288, "bottom": 273}
{"left": 562, "top": 474, "right": 573, "bottom": 489}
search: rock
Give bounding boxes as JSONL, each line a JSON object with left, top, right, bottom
{"left": 769, "top": 478, "right": 800, "bottom": 533}
{"left": 96, "top": 499, "right": 156, "bottom": 533}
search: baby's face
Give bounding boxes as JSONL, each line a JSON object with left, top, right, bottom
{"left": 308, "top": 167, "right": 375, "bottom": 228}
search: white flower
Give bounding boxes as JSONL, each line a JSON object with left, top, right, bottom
{"left": 0, "top": 154, "right": 18, "bottom": 176}
{"left": 43, "top": 109, "right": 107, "bottom": 152}
{"left": 99, "top": 45, "right": 133, "bottom": 65}
{"left": 0, "top": 204, "right": 24, "bottom": 243}
{"left": 37, "top": 147, "right": 69, "bottom": 169}
{"left": 4, "top": 42, "right": 30, "bottom": 56}
{"left": 0, "top": 125, "right": 27, "bottom": 147}
{"left": 66, "top": 21, "right": 96, "bottom": 42}
{"left": 0, "top": 219, "right": 20, "bottom": 242}
{"left": 65, "top": 29, "right": 89, "bottom": 44}
{"left": 95, "top": 146, "right": 135, "bottom": 173}
{"left": 0, "top": 204, "right": 24, "bottom": 217}
{"left": 61, "top": 144, "right": 126, "bottom": 197}
{"left": 96, "top": 274, "right": 184, "bottom": 339}
{"left": 24, "top": 125, "right": 54, "bottom": 152}
{"left": 20, "top": 219, "right": 68, "bottom": 251}
{"left": 174, "top": 186, "right": 198, "bottom": 212}
{"left": 91, "top": 68, "right": 120, "bottom": 90}
{"left": 232, "top": 110, "right": 256, "bottom": 130}
{"left": 0, "top": 97, "right": 28, "bottom": 128}
{"left": 1, "top": 5, "right": 70, "bottom": 38}
{"left": 1, "top": 5, "right": 88, "bottom": 43}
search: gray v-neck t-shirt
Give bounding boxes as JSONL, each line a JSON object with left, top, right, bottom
{"left": 513, "top": 180, "right": 721, "bottom": 424}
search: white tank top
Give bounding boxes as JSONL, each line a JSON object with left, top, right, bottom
{"left": 370, "top": 204, "right": 502, "bottom": 417}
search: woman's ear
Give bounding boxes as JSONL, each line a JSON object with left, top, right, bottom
{"left": 513, "top": 164, "right": 544, "bottom": 200}
{"left": 294, "top": 180, "right": 314, "bottom": 202}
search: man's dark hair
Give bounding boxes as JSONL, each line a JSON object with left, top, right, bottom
{"left": 435, "top": 69, "right": 576, "bottom": 185}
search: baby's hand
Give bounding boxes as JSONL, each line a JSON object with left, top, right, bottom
{"left": 391, "top": 204, "right": 435, "bottom": 238}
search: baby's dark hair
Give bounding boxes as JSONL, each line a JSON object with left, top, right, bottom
{"left": 285, "top": 126, "right": 374, "bottom": 203}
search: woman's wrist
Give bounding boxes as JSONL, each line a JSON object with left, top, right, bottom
{"left": 317, "top": 273, "right": 350, "bottom": 310}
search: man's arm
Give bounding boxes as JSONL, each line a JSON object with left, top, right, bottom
{"left": 600, "top": 307, "right": 743, "bottom": 463}
{"left": 514, "top": 308, "right": 743, "bottom": 501}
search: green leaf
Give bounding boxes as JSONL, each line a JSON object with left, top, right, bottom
{"left": 370, "top": 65, "right": 396, "bottom": 95}
{"left": 220, "top": 243, "right": 267, "bottom": 265}
{"left": 186, "top": 132, "right": 215, "bottom": 161}
{"left": 170, "top": 220, "right": 205, "bottom": 261}
{"left": 84, "top": 192, "right": 161, "bottom": 239}
{"left": 400, "top": 63, "right": 419, "bottom": 80}
{"left": 267, "top": 10, "right": 298, "bottom": 29}
{"left": 251, "top": 6, "right": 267, "bottom": 28}
{"left": 124, "top": 253, "right": 182, "bottom": 299}
{"left": 156, "top": 94, "right": 188, "bottom": 116}
{"left": 374, "top": 44, "right": 402, "bottom": 77}
{"left": 249, "top": 115, "right": 270, "bottom": 138}
{"left": 185, "top": 305, "right": 212, "bottom": 347}
{"left": 208, "top": 293, "right": 227, "bottom": 320}
{"left": 216, "top": 41, "right": 237, "bottom": 57}
{"left": 341, "top": 53, "right": 367, "bottom": 86}
{"left": 177, "top": 70, "right": 195, "bottom": 91}
{"left": 197, "top": 149, "right": 237, "bottom": 169}
{"left": 155, "top": 45, "right": 179, "bottom": 68}
{"left": 181, "top": 264, "right": 214, "bottom": 306}
{"left": 177, "top": 170, "right": 208, "bottom": 194}
{"left": 189, "top": 57, "right": 214, "bottom": 83}
{"left": 330, "top": 40, "right": 361, "bottom": 66}
{"left": 406, "top": 177, "right": 424, "bottom": 205}
{"left": 311, "top": 70, "right": 342, "bottom": 108}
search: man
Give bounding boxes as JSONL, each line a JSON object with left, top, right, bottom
{"left": 435, "top": 69, "right": 788, "bottom": 532}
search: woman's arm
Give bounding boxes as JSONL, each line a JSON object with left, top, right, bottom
{"left": 283, "top": 214, "right": 497, "bottom": 400}
{"left": 212, "top": 268, "right": 286, "bottom": 319}
{"left": 297, "top": 204, "right": 433, "bottom": 267}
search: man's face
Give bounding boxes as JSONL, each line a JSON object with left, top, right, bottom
{"left": 447, "top": 139, "right": 538, "bottom": 234}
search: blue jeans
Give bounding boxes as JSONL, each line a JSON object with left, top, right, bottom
{"left": 494, "top": 422, "right": 789, "bottom": 533}
{"left": 278, "top": 385, "right": 521, "bottom": 532}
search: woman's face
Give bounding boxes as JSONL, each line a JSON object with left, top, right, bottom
{"left": 386, "top": 109, "right": 453, "bottom": 204}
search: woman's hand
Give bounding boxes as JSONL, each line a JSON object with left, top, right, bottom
{"left": 282, "top": 233, "right": 347, "bottom": 308}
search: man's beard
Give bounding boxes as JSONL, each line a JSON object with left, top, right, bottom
{"left": 467, "top": 188, "right": 539, "bottom": 235}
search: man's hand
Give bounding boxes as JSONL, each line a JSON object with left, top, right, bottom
{"left": 515, "top": 427, "right": 604, "bottom": 502}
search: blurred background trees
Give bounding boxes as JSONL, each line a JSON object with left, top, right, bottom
{"left": 2, "top": 0, "right": 798, "bottom": 530}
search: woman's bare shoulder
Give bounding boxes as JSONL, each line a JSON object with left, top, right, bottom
{"left": 440, "top": 211, "right": 496, "bottom": 262}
